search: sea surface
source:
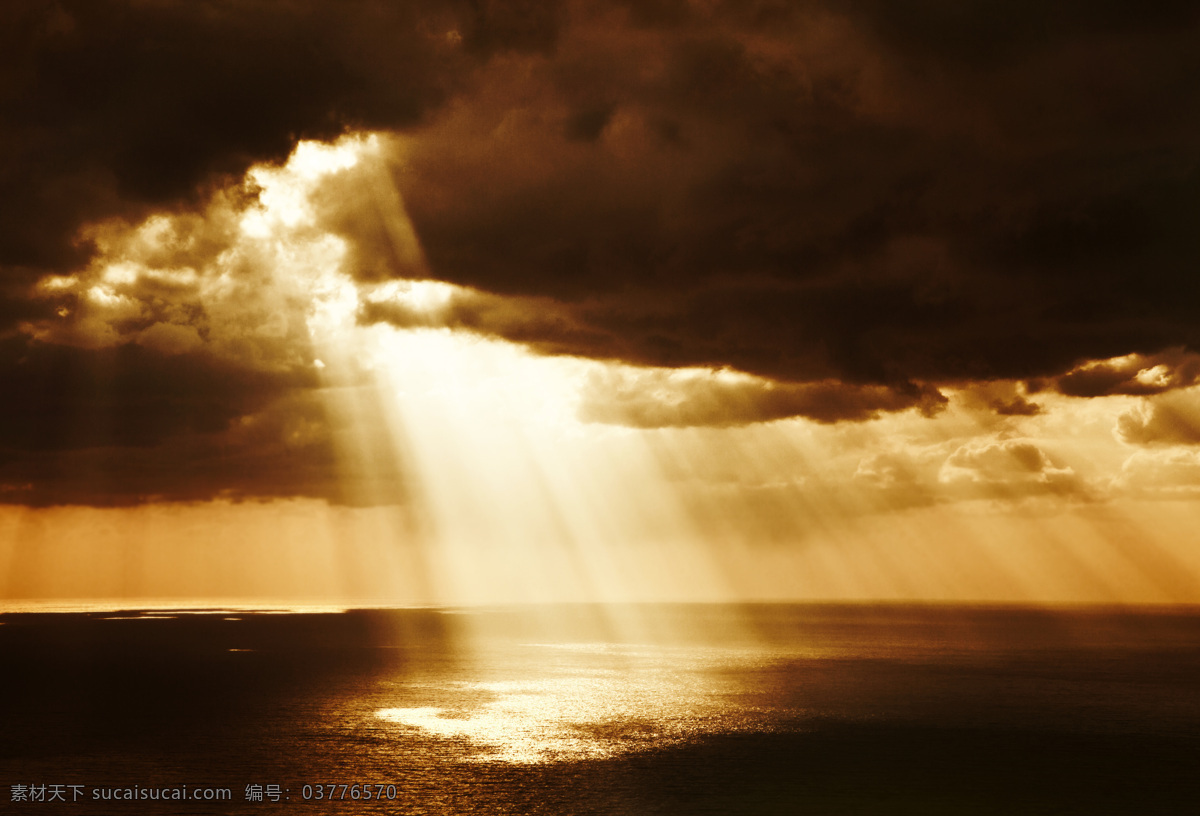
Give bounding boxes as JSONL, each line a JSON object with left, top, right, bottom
{"left": 1, "top": 603, "right": 1198, "bottom": 814}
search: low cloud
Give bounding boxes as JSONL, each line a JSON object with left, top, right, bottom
{"left": 1116, "top": 448, "right": 1200, "bottom": 497}
{"left": 577, "top": 366, "right": 946, "bottom": 428}
{"left": 0, "top": 388, "right": 409, "bottom": 507}
{"left": 939, "top": 439, "right": 1082, "bottom": 496}
{"left": 954, "top": 381, "right": 1043, "bottom": 420}
{"left": 1115, "top": 390, "right": 1200, "bottom": 446}
{"left": 359, "top": 280, "right": 622, "bottom": 359}
{"left": 851, "top": 448, "right": 943, "bottom": 510}
{"left": 1056, "top": 349, "right": 1200, "bottom": 397}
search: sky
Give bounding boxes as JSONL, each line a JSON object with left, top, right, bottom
{"left": 2, "top": 0, "right": 1200, "bottom": 605}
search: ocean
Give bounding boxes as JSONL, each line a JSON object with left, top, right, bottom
{"left": 1, "top": 604, "right": 1197, "bottom": 814}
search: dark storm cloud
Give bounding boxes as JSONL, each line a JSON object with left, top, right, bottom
{"left": 1055, "top": 349, "right": 1200, "bottom": 397}
{"left": 0, "top": 0, "right": 563, "bottom": 277}
{"left": 0, "top": 331, "right": 413, "bottom": 505}
{"left": 0, "top": 336, "right": 306, "bottom": 452}
{"left": 346, "top": 0, "right": 1200, "bottom": 388}
{"left": 9, "top": 0, "right": 1199, "bottom": 382}
{"left": 0, "top": 387, "right": 411, "bottom": 507}
{"left": 0, "top": 335, "right": 304, "bottom": 504}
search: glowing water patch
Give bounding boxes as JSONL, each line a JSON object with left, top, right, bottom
{"left": 376, "top": 643, "right": 781, "bottom": 764}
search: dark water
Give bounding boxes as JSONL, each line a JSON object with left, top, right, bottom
{"left": 1, "top": 604, "right": 1198, "bottom": 814}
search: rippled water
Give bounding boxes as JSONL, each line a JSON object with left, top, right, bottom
{"left": 1, "top": 604, "right": 1198, "bottom": 813}
{"left": 374, "top": 641, "right": 785, "bottom": 764}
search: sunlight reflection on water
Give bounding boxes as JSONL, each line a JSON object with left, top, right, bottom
{"left": 2, "top": 606, "right": 1199, "bottom": 814}
{"left": 375, "top": 642, "right": 783, "bottom": 763}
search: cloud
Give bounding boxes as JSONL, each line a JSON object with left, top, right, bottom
{"left": 846, "top": 433, "right": 1096, "bottom": 511}
{"left": 939, "top": 439, "right": 1083, "bottom": 496}
{"left": 1116, "top": 448, "right": 1200, "bottom": 497}
{"left": 576, "top": 366, "right": 946, "bottom": 428}
{"left": 359, "top": 279, "right": 624, "bottom": 359}
{"left": 0, "top": 336, "right": 303, "bottom": 453}
{"left": 135, "top": 321, "right": 206, "bottom": 356}
{"left": 1115, "top": 390, "right": 1200, "bottom": 446}
{"left": 7, "top": 0, "right": 1200, "bottom": 389}
{"left": 0, "top": 387, "right": 409, "bottom": 507}
{"left": 1056, "top": 349, "right": 1200, "bottom": 397}
{"left": 0, "top": 137, "right": 393, "bottom": 506}
{"left": 851, "top": 448, "right": 943, "bottom": 509}
{"left": 354, "top": 0, "right": 1200, "bottom": 389}
{"left": 0, "top": 0, "right": 562, "bottom": 278}
{"left": 953, "top": 380, "right": 1043, "bottom": 420}
{"left": 3, "top": 0, "right": 1200, "bottom": 509}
